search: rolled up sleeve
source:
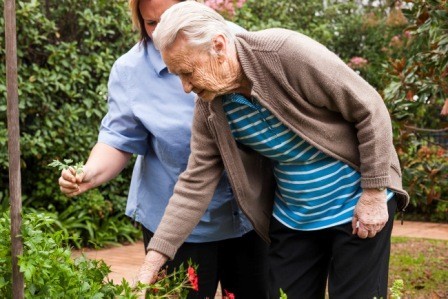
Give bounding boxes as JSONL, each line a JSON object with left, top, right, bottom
{"left": 98, "top": 61, "right": 148, "bottom": 155}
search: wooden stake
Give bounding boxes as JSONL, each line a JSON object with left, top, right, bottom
{"left": 4, "top": 0, "right": 24, "bottom": 297}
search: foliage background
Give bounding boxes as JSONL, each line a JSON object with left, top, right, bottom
{"left": 0, "top": 0, "right": 447, "bottom": 249}
{"left": 383, "top": 0, "right": 447, "bottom": 221}
{"left": 0, "top": 0, "right": 141, "bottom": 247}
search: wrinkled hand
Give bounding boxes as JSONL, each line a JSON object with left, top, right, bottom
{"left": 137, "top": 250, "right": 168, "bottom": 285}
{"left": 58, "top": 166, "right": 90, "bottom": 197}
{"left": 352, "top": 189, "right": 388, "bottom": 239}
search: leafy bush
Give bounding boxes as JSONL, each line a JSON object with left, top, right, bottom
{"left": 234, "top": 0, "right": 323, "bottom": 32}
{"left": 384, "top": 0, "right": 447, "bottom": 129}
{"left": 0, "top": 0, "right": 140, "bottom": 247}
{"left": 311, "top": 3, "right": 408, "bottom": 90}
{"left": 398, "top": 143, "right": 447, "bottom": 221}
{"left": 383, "top": 0, "right": 448, "bottom": 221}
{"left": 1, "top": 211, "right": 198, "bottom": 298}
{"left": 0, "top": 211, "right": 137, "bottom": 298}
{"left": 234, "top": 0, "right": 406, "bottom": 90}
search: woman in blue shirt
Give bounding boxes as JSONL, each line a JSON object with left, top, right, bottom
{"left": 58, "top": 0, "right": 268, "bottom": 298}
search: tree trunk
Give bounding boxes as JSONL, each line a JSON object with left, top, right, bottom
{"left": 4, "top": 0, "right": 24, "bottom": 297}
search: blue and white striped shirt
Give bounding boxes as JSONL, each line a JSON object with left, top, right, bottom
{"left": 222, "top": 93, "right": 394, "bottom": 230}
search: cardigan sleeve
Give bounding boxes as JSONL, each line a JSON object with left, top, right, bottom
{"left": 147, "top": 100, "right": 225, "bottom": 259}
{"left": 277, "top": 33, "right": 393, "bottom": 188}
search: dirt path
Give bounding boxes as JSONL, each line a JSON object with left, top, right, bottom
{"left": 392, "top": 220, "right": 448, "bottom": 240}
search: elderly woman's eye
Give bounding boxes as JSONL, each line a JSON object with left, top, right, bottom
{"left": 146, "top": 20, "right": 157, "bottom": 26}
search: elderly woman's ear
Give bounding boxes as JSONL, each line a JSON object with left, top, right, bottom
{"left": 212, "top": 35, "right": 227, "bottom": 62}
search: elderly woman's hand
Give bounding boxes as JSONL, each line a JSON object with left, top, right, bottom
{"left": 352, "top": 189, "right": 388, "bottom": 239}
{"left": 137, "top": 250, "right": 168, "bottom": 284}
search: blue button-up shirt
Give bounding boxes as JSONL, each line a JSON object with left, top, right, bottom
{"left": 98, "top": 40, "right": 252, "bottom": 242}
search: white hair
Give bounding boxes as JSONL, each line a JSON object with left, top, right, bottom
{"left": 152, "top": 1, "right": 235, "bottom": 52}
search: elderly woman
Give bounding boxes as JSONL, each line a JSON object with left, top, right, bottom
{"left": 139, "top": 2, "right": 410, "bottom": 298}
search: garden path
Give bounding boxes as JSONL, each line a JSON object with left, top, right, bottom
{"left": 73, "top": 220, "right": 448, "bottom": 291}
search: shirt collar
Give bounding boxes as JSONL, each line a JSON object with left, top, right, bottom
{"left": 224, "top": 93, "right": 259, "bottom": 110}
{"left": 146, "top": 40, "right": 168, "bottom": 75}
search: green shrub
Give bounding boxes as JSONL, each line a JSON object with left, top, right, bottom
{"left": 0, "top": 211, "right": 140, "bottom": 298}
{"left": 383, "top": 0, "right": 448, "bottom": 221}
{"left": 397, "top": 142, "right": 447, "bottom": 221}
{"left": 0, "top": 0, "right": 140, "bottom": 246}
{"left": 384, "top": 0, "right": 447, "bottom": 129}
{"left": 235, "top": 0, "right": 405, "bottom": 90}
{"left": 234, "top": 0, "right": 323, "bottom": 32}
{"left": 1, "top": 210, "right": 198, "bottom": 298}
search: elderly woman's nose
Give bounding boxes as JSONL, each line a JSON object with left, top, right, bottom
{"left": 181, "top": 79, "right": 193, "bottom": 93}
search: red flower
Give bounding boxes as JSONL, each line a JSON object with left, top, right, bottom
{"left": 224, "top": 289, "right": 235, "bottom": 299}
{"left": 187, "top": 266, "right": 199, "bottom": 291}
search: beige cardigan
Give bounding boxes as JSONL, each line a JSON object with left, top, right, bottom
{"left": 148, "top": 29, "right": 409, "bottom": 259}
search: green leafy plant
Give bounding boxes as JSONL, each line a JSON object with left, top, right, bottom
{"left": 0, "top": 0, "right": 140, "bottom": 247}
{"left": 382, "top": 0, "right": 448, "bottom": 221}
{"left": 279, "top": 288, "right": 288, "bottom": 299}
{"left": 1, "top": 211, "right": 115, "bottom": 298}
{"left": 397, "top": 142, "right": 447, "bottom": 221}
{"left": 48, "top": 159, "right": 84, "bottom": 174}
{"left": 0, "top": 210, "right": 198, "bottom": 298}
{"left": 390, "top": 279, "right": 404, "bottom": 299}
{"left": 234, "top": 0, "right": 405, "bottom": 90}
{"left": 234, "top": 0, "right": 323, "bottom": 32}
{"left": 46, "top": 158, "right": 141, "bottom": 248}
{"left": 384, "top": 0, "right": 447, "bottom": 129}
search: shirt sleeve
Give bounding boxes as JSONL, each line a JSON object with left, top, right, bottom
{"left": 98, "top": 61, "right": 149, "bottom": 155}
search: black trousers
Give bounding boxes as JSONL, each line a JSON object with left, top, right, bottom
{"left": 143, "top": 227, "right": 269, "bottom": 299}
{"left": 269, "top": 199, "right": 397, "bottom": 299}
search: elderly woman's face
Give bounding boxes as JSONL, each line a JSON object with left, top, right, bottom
{"left": 162, "top": 35, "right": 237, "bottom": 102}
{"left": 139, "top": 0, "right": 180, "bottom": 39}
